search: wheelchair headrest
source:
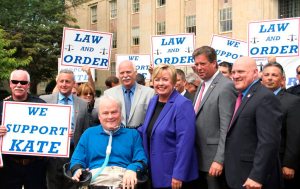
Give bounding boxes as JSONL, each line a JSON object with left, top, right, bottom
{"left": 63, "top": 162, "right": 92, "bottom": 186}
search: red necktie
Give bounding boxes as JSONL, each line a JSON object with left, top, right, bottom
{"left": 194, "top": 82, "right": 205, "bottom": 112}
{"left": 229, "top": 93, "right": 243, "bottom": 127}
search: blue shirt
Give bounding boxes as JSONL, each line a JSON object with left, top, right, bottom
{"left": 122, "top": 83, "right": 137, "bottom": 102}
{"left": 273, "top": 87, "right": 281, "bottom": 95}
{"left": 242, "top": 79, "right": 260, "bottom": 100}
{"left": 58, "top": 93, "right": 75, "bottom": 130}
{"left": 70, "top": 125, "right": 147, "bottom": 172}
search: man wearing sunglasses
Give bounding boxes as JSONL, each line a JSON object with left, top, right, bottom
{"left": 0, "top": 69, "right": 47, "bottom": 189}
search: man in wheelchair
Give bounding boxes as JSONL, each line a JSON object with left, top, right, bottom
{"left": 69, "top": 95, "right": 147, "bottom": 189}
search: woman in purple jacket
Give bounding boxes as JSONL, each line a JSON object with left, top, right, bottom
{"left": 139, "top": 64, "right": 198, "bottom": 189}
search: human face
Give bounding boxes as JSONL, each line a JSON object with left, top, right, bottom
{"left": 10, "top": 71, "right": 30, "bottom": 101}
{"left": 153, "top": 70, "right": 174, "bottom": 102}
{"left": 185, "top": 82, "right": 198, "bottom": 94}
{"left": 232, "top": 58, "right": 258, "bottom": 92}
{"left": 261, "top": 66, "right": 284, "bottom": 91}
{"left": 98, "top": 99, "right": 121, "bottom": 131}
{"left": 175, "top": 74, "right": 186, "bottom": 93}
{"left": 118, "top": 61, "right": 137, "bottom": 89}
{"left": 57, "top": 73, "right": 75, "bottom": 96}
{"left": 194, "top": 54, "right": 217, "bottom": 81}
{"left": 80, "top": 91, "right": 94, "bottom": 103}
{"left": 219, "top": 66, "right": 231, "bottom": 79}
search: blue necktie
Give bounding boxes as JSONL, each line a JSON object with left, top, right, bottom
{"left": 124, "top": 89, "right": 131, "bottom": 124}
{"left": 63, "top": 97, "right": 69, "bottom": 105}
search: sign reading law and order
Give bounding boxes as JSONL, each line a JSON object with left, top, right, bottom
{"left": 1, "top": 102, "right": 72, "bottom": 158}
{"left": 151, "top": 33, "right": 195, "bottom": 66}
{"left": 210, "top": 35, "right": 247, "bottom": 64}
{"left": 248, "top": 18, "right": 299, "bottom": 58}
{"left": 60, "top": 27, "right": 112, "bottom": 70}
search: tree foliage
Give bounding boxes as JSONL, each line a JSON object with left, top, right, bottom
{"left": 0, "top": 28, "right": 31, "bottom": 80}
{"left": 0, "top": 0, "right": 78, "bottom": 94}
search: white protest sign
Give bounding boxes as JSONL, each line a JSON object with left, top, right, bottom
{"left": 151, "top": 33, "right": 195, "bottom": 66}
{"left": 58, "top": 58, "right": 95, "bottom": 83}
{"left": 1, "top": 102, "right": 72, "bottom": 157}
{"left": 277, "top": 56, "right": 300, "bottom": 89}
{"left": 211, "top": 35, "right": 247, "bottom": 64}
{"left": 60, "top": 27, "right": 112, "bottom": 70}
{"left": 116, "top": 54, "right": 151, "bottom": 80}
{"left": 248, "top": 18, "right": 300, "bottom": 58}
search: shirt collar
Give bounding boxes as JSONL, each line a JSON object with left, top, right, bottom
{"left": 242, "top": 79, "right": 260, "bottom": 98}
{"left": 58, "top": 93, "right": 73, "bottom": 102}
{"left": 204, "top": 70, "right": 220, "bottom": 87}
{"left": 122, "top": 83, "right": 137, "bottom": 94}
{"left": 99, "top": 124, "right": 123, "bottom": 136}
{"left": 273, "top": 87, "right": 282, "bottom": 95}
{"left": 180, "top": 89, "right": 187, "bottom": 96}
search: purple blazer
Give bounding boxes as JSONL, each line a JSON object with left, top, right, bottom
{"left": 139, "top": 90, "right": 198, "bottom": 188}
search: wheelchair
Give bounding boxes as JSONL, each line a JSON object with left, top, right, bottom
{"left": 63, "top": 162, "right": 149, "bottom": 189}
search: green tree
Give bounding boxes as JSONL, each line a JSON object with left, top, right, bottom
{"left": 0, "top": 28, "right": 31, "bottom": 80}
{"left": 0, "top": 0, "right": 78, "bottom": 94}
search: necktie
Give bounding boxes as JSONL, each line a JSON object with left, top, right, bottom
{"left": 124, "top": 89, "right": 131, "bottom": 123}
{"left": 229, "top": 93, "right": 243, "bottom": 128}
{"left": 194, "top": 82, "right": 205, "bottom": 112}
{"left": 63, "top": 97, "right": 69, "bottom": 105}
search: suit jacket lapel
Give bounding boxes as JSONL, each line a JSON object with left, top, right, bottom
{"left": 151, "top": 90, "right": 177, "bottom": 135}
{"left": 196, "top": 73, "right": 222, "bottom": 115}
{"left": 228, "top": 82, "right": 259, "bottom": 131}
{"left": 72, "top": 95, "right": 79, "bottom": 127}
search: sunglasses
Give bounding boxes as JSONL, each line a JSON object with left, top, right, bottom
{"left": 11, "top": 80, "right": 29, "bottom": 85}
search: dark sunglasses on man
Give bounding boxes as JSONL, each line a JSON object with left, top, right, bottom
{"left": 11, "top": 80, "right": 29, "bottom": 85}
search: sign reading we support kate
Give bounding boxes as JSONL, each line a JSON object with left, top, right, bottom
{"left": 210, "top": 35, "right": 247, "bottom": 64}
{"left": 248, "top": 18, "right": 299, "bottom": 58}
{"left": 116, "top": 54, "right": 151, "bottom": 80}
{"left": 60, "top": 27, "right": 112, "bottom": 70}
{"left": 151, "top": 33, "right": 195, "bottom": 66}
{"left": 1, "top": 102, "right": 72, "bottom": 157}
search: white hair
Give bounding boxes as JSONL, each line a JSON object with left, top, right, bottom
{"left": 10, "top": 70, "right": 30, "bottom": 82}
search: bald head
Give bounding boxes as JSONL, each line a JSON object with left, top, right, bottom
{"left": 232, "top": 56, "right": 258, "bottom": 92}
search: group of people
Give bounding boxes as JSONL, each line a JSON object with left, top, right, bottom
{"left": 0, "top": 45, "right": 299, "bottom": 189}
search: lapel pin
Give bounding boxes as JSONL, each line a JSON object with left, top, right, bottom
{"left": 247, "top": 94, "right": 251, "bottom": 98}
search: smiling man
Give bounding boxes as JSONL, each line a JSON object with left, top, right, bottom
{"left": 192, "top": 46, "right": 236, "bottom": 189}
{"left": 40, "top": 69, "right": 90, "bottom": 189}
{"left": 225, "top": 57, "right": 282, "bottom": 189}
{"left": 103, "top": 60, "right": 154, "bottom": 128}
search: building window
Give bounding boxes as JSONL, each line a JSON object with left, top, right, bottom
{"left": 90, "top": 5, "right": 97, "bottom": 24}
{"left": 132, "top": 27, "right": 139, "bottom": 45}
{"left": 112, "top": 32, "right": 117, "bottom": 48}
{"left": 279, "top": 0, "right": 300, "bottom": 18}
{"left": 186, "top": 15, "right": 196, "bottom": 35}
{"left": 157, "top": 0, "right": 166, "bottom": 7}
{"left": 110, "top": 0, "right": 117, "bottom": 19}
{"left": 156, "top": 22, "right": 166, "bottom": 35}
{"left": 132, "top": 0, "right": 140, "bottom": 13}
{"left": 219, "top": 7, "right": 232, "bottom": 32}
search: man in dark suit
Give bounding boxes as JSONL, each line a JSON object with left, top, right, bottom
{"left": 261, "top": 62, "right": 300, "bottom": 189}
{"left": 175, "top": 68, "right": 194, "bottom": 101}
{"left": 40, "top": 69, "right": 90, "bottom": 189}
{"left": 287, "top": 65, "right": 300, "bottom": 96}
{"left": 225, "top": 56, "right": 282, "bottom": 189}
{"left": 193, "top": 46, "right": 237, "bottom": 189}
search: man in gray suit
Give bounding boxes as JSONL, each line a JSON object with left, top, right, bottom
{"left": 193, "top": 46, "right": 237, "bottom": 189}
{"left": 103, "top": 60, "right": 155, "bottom": 128}
{"left": 40, "top": 69, "right": 90, "bottom": 189}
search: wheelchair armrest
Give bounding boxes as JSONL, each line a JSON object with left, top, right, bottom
{"left": 63, "top": 162, "right": 92, "bottom": 186}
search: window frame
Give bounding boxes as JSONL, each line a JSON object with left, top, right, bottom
{"left": 132, "top": 0, "right": 140, "bottom": 13}
{"left": 90, "top": 5, "right": 97, "bottom": 24}
{"left": 186, "top": 15, "right": 196, "bottom": 35}
{"left": 156, "top": 21, "right": 166, "bottom": 35}
{"left": 132, "top": 27, "right": 140, "bottom": 46}
{"left": 110, "top": 0, "right": 117, "bottom": 19}
{"left": 219, "top": 7, "right": 232, "bottom": 33}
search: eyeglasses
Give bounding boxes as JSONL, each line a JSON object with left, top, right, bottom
{"left": 11, "top": 80, "right": 29, "bottom": 85}
{"left": 297, "top": 72, "right": 300, "bottom": 75}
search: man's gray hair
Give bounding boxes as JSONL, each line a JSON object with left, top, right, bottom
{"left": 98, "top": 95, "right": 122, "bottom": 112}
{"left": 186, "top": 72, "right": 201, "bottom": 84}
{"left": 10, "top": 70, "right": 30, "bottom": 82}
{"left": 59, "top": 69, "right": 75, "bottom": 81}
